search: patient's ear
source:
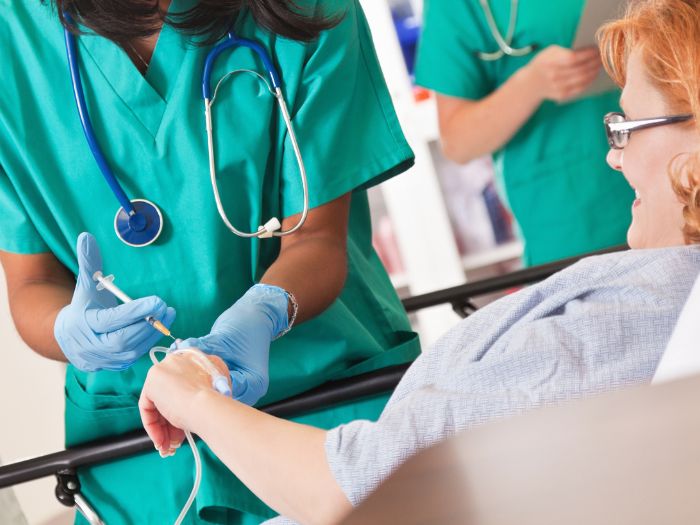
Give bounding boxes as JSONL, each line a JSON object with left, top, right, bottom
{"left": 680, "top": 151, "right": 699, "bottom": 186}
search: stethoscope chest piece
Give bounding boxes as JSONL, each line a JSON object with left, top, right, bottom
{"left": 114, "top": 199, "right": 164, "bottom": 247}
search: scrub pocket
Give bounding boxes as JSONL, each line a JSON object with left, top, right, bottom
{"left": 64, "top": 367, "right": 142, "bottom": 446}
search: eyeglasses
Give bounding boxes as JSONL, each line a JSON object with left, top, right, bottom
{"left": 604, "top": 112, "right": 693, "bottom": 149}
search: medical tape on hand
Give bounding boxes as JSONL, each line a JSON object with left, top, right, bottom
{"left": 171, "top": 347, "right": 233, "bottom": 397}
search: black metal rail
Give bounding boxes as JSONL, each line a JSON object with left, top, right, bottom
{"left": 401, "top": 245, "right": 625, "bottom": 315}
{"left": 0, "top": 363, "right": 410, "bottom": 489}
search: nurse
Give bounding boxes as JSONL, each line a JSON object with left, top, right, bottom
{"left": 415, "top": 0, "right": 635, "bottom": 266}
{"left": 0, "top": 0, "right": 420, "bottom": 523}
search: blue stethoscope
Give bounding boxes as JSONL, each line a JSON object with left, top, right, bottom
{"left": 64, "top": 22, "right": 309, "bottom": 248}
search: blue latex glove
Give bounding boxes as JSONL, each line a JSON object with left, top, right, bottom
{"left": 174, "top": 284, "right": 290, "bottom": 405}
{"left": 55, "top": 232, "right": 176, "bottom": 372}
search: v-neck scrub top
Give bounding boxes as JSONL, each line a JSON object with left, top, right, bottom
{"left": 415, "top": 0, "right": 635, "bottom": 266}
{"left": 0, "top": 0, "right": 420, "bottom": 522}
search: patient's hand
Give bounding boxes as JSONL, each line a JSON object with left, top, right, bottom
{"left": 139, "top": 353, "right": 231, "bottom": 456}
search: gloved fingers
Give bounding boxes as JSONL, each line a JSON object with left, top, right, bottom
{"left": 99, "top": 306, "right": 176, "bottom": 358}
{"left": 63, "top": 350, "right": 103, "bottom": 372}
{"left": 229, "top": 369, "right": 267, "bottom": 406}
{"left": 229, "top": 369, "right": 247, "bottom": 400}
{"left": 74, "top": 233, "right": 104, "bottom": 299}
{"left": 70, "top": 346, "right": 136, "bottom": 372}
{"left": 85, "top": 296, "right": 167, "bottom": 334}
{"left": 131, "top": 307, "right": 177, "bottom": 354}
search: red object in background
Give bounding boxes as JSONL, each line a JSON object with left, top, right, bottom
{"left": 373, "top": 216, "right": 405, "bottom": 277}
{"left": 413, "top": 87, "right": 432, "bottom": 103}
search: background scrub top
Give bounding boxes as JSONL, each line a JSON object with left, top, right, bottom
{"left": 0, "top": 0, "right": 420, "bottom": 522}
{"left": 415, "top": 0, "right": 634, "bottom": 266}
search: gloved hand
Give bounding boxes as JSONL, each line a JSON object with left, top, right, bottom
{"left": 173, "top": 284, "right": 290, "bottom": 406}
{"left": 55, "top": 232, "right": 176, "bottom": 372}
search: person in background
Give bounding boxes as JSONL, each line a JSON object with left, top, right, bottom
{"left": 414, "top": 1, "right": 635, "bottom": 266}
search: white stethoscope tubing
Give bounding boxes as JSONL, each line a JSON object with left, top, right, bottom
{"left": 205, "top": 71, "right": 309, "bottom": 238}
{"left": 478, "top": 0, "right": 535, "bottom": 61}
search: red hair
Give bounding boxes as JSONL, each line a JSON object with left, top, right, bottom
{"left": 598, "top": 0, "right": 700, "bottom": 244}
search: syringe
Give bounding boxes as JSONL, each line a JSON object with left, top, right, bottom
{"left": 93, "top": 271, "right": 176, "bottom": 342}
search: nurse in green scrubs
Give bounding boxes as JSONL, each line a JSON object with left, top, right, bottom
{"left": 0, "top": 0, "right": 420, "bottom": 522}
{"left": 415, "top": 0, "right": 635, "bottom": 266}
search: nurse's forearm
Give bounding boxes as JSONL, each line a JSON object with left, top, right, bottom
{"left": 261, "top": 195, "right": 350, "bottom": 324}
{"left": 191, "top": 390, "right": 352, "bottom": 525}
{"left": 437, "top": 66, "right": 544, "bottom": 164}
{"left": 261, "top": 236, "right": 346, "bottom": 324}
{"left": 0, "top": 251, "right": 74, "bottom": 362}
{"left": 8, "top": 280, "right": 72, "bottom": 362}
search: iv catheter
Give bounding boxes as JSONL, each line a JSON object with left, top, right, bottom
{"left": 92, "top": 271, "right": 176, "bottom": 341}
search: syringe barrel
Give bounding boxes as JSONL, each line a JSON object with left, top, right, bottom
{"left": 93, "top": 271, "right": 133, "bottom": 304}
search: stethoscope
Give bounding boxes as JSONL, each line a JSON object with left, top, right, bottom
{"left": 476, "top": 0, "right": 537, "bottom": 61}
{"left": 64, "top": 21, "right": 309, "bottom": 247}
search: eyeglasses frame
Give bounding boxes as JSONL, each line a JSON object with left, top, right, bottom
{"left": 604, "top": 112, "right": 693, "bottom": 149}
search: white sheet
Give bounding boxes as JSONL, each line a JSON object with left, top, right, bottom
{"left": 653, "top": 272, "right": 700, "bottom": 384}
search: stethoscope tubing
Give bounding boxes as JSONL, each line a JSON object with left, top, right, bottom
{"left": 202, "top": 34, "right": 309, "bottom": 238}
{"left": 477, "top": 0, "right": 536, "bottom": 61}
{"left": 64, "top": 28, "right": 136, "bottom": 216}
{"left": 202, "top": 33, "right": 281, "bottom": 99}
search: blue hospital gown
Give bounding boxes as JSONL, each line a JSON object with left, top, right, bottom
{"left": 267, "top": 245, "right": 700, "bottom": 522}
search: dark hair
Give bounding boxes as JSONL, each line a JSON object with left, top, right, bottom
{"left": 51, "top": 0, "right": 341, "bottom": 44}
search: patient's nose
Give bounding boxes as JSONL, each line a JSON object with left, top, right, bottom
{"left": 606, "top": 148, "right": 623, "bottom": 171}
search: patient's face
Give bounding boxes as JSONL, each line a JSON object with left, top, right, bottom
{"left": 606, "top": 49, "right": 694, "bottom": 249}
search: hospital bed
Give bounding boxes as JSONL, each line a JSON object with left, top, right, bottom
{"left": 0, "top": 246, "right": 623, "bottom": 522}
{"left": 341, "top": 369, "right": 700, "bottom": 525}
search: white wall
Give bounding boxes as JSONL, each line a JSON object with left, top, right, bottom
{"left": 0, "top": 267, "right": 73, "bottom": 524}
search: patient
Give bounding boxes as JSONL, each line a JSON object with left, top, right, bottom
{"left": 138, "top": 1, "right": 700, "bottom": 523}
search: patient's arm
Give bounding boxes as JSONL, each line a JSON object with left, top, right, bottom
{"left": 194, "top": 392, "right": 350, "bottom": 524}
{"left": 139, "top": 354, "right": 352, "bottom": 525}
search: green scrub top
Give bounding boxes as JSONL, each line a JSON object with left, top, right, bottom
{"left": 0, "top": 0, "right": 420, "bottom": 522}
{"left": 415, "top": 0, "right": 634, "bottom": 266}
